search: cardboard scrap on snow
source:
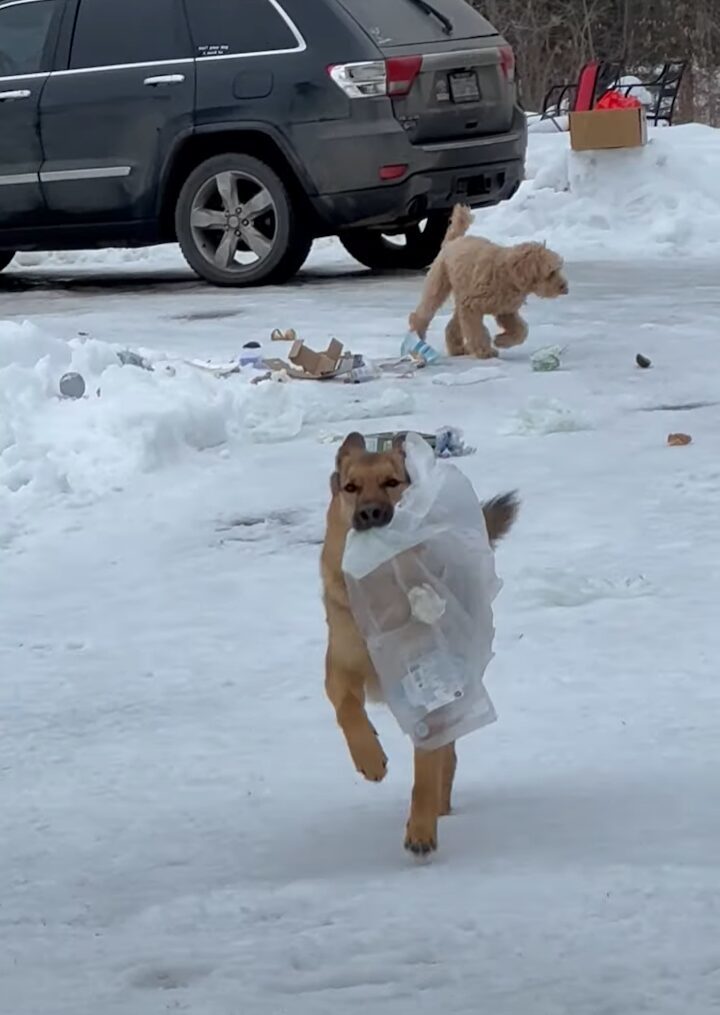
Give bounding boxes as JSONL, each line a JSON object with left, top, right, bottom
{"left": 263, "top": 338, "right": 353, "bottom": 380}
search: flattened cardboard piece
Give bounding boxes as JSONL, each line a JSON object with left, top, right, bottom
{"left": 263, "top": 338, "right": 351, "bottom": 379}
{"left": 569, "top": 108, "right": 647, "bottom": 151}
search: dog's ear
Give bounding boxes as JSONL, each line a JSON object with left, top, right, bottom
{"left": 509, "top": 242, "right": 545, "bottom": 291}
{"left": 336, "top": 431, "right": 365, "bottom": 468}
{"left": 391, "top": 432, "right": 407, "bottom": 456}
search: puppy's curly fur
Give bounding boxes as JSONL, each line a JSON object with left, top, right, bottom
{"left": 409, "top": 205, "right": 568, "bottom": 359}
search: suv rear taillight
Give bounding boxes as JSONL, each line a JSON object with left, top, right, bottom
{"left": 499, "top": 46, "right": 515, "bottom": 83}
{"left": 328, "top": 56, "right": 422, "bottom": 99}
{"left": 386, "top": 56, "right": 422, "bottom": 97}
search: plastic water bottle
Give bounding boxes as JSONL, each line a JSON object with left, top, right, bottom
{"left": 401, "top": 331, "right": 441, "bottom": 364}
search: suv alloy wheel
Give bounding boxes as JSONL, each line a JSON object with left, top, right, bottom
{"left": 175, "top": 153, "right": 312, "bottom": 287}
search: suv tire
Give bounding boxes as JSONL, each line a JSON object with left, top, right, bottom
{"left": 175, "top": 153, "right": 312, "bottom": 287}
{"left": 0, "top": 251, "right": 16, "bottom": 272}
{"left": 339, "top": 212, "right": 451, "bottom": 272}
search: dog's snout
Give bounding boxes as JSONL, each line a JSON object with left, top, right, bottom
{"left": 560, "top": 280, "right": 569, "bottom": 295}
{"left": 354, "top": 502, "right": 393, "bottom": 531}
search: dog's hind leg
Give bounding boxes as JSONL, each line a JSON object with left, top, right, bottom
{"left": 325, "top": 657, "right": 388, "bottom": 783}
{"left": 458, "top": 302, "right": 497, "bottom": 359}
{"left": 445, "top": 311, "right": 465, "bottom": 356}
{"left": 494, "top": 312, "right": 529, "bottom": 349}
{"left": 409, "top": 258, "right": 451, "bottom": 339}
{"left": 439, "top": 742, "right": 457, "bottom": 816}
{"left": 405, "top": 747, "right": 445, "bottom": 854}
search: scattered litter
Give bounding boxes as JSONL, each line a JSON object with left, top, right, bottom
{"left": 263, "top": 338, "right": 353, "bottom": 380}
{"left": 432, "top": 366, "right": 503, "bottom": 386}
{"left": 270, "top": 327, "right": 297, "bottom": 342}
{"left": 240, "top": 341, "right": 262, "bottom": 367}
{"left": 530, "top": 345, "right": 564, "bottom": 372}
{"left": 377, "top": 355, "right": 423, "bottom": 378}
{"left": 59, "top": 372, "right": 86, "bottom": 399}
{"left": 117, "top": 349, "right": 153, "bottom": 371}
{"left": 636, "top": 353, "right": 652, "bottom": 369}
{"left": 345, "top": 427, "right": 473, "bottom": 457}
{"left": 667, "top": 432, "right": 692, "bottom": 446}
{"left": 344, "top": 356, "right": 380, "bottom": 384}
{"left": 435, "top": 426, "right": 476, "bottom": 457}
{"left": 184, "top": 358, "right": 242, "bottom": 379}
{"left": 401, "top": 331, "right": 441, "bottom": 365}
{"left": 364, "top": 430, "right": 436, "bottom": 453}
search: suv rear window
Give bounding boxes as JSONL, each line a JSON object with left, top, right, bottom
{"left": 336, "top": 0, "right": 495, "bottom": 46}
{"left": 184, "top": 0, "right": 299, "bottom": 57}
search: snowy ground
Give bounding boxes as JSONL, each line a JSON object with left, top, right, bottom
{"left": 2, "top": 128, "right": 720, "bottom": 1014}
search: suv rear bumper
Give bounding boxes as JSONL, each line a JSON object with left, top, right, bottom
{"left": 311, "top": 157, "right": 523, "bottom": 230}
{"left": 304, "top": 109, "right": 527, "bottom": 231}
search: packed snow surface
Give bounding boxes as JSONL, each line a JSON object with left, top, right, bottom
{"left": 1, "top": 125, "right": 719, "bottom": 1014}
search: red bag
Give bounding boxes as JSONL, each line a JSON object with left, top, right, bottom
{"left": 595, "top": 89, "right": 642, "bottom": 110}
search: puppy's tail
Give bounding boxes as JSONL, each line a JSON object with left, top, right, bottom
{"left": 482, "top": 491, "right": 519, "bottom": 548}
{"left": 443, "top": 204, "right": 474, "bottom": 246}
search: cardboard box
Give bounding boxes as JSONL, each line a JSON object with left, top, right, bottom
{"left": 569, "top": 108, "right": 647, "bottom": 152}
{"left": 263, "top": 338, "right": 352, "bottom": 380}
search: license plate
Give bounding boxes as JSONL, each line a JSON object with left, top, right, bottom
{"left": 449, "top": 71, "right": 480, "bottom": 103}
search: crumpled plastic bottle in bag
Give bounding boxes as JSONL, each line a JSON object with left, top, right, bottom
{"left": 342, "top": 433, "right": 501, "bottom": 750}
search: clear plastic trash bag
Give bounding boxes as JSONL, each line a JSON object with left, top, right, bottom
{"left": 342, "top": 433, "right": 501, "bottom": 750}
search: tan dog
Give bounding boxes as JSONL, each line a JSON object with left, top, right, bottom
{"left": 409, "top": 205, "right": 568, "bottom": 359}
{"left": 320, "top": 432, "right": 518, "bottom": 855}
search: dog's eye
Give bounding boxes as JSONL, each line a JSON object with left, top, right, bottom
{"left": 383, "top": 478, "right": 400, "bottom": 489}
{"left": 344, "top": 482, "right": 358, "bottom": 494}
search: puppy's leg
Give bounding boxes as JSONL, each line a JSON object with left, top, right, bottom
{"left": 458, "top": 302, "right": 497, "bottom": 359}
{"left": 439, "top": 742, "right": 457, "bottom": 817}
{"left": 405, "top": 747, "right": 445, "bottom": 854}
{"left": 445, "top": 310, "right": 465, "bottom": 357}
{"left": 325, "top": 657, "right": 387, "bottom": 782}
{"left": 494, "top": 312, "right": 529, "bottom": 349}
{"left": 409, "top": 257, "right": 451, "bottom": 339}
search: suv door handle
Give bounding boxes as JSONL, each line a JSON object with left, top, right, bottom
{"left": 0, "top": 89, "right": 31, "bottom": 101}
{"left": 143, "top": 74, "right": 185, "bottom": 87}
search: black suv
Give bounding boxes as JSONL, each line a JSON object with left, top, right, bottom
{"left": 0, "top": 0, "right": 526, "bottom": 286}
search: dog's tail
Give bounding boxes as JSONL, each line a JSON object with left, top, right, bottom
{"left": 443, "top": 204, "right": 474, "bottom": 246}
{"left": 482, "top": 491, "right": 519, "bottom": 548}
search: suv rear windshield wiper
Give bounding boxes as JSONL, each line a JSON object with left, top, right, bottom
{"left": 406, "top": 0, "right": 454, "bottom": 35}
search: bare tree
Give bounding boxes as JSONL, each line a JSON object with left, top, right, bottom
{"left": 474, "top": 0, "right": 720, "bottom": 124}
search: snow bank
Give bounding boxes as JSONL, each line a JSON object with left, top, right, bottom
{"left": 0, "top": 321, "right": 413, "bottom": 533}
{"left": 481, "top": 123, "right": 720, "bottom": 259}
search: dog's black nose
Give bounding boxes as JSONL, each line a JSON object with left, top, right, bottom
{"left": 354, "top": 503, "right": 393, "bottom": 531}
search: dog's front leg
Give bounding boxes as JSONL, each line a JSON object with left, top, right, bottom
{"left": 458, "top": 302, "right": 497, "bottom": 359}
{"left": 405, "top": 746, "right": 447, "bottom": 854}
{"left": 325, "top": 656, "right": 388, "bottom": 782}
{"left": 494, "top": 312, "right": 529, "bottom": 349}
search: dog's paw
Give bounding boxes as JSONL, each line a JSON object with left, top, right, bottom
{"left": 350, "top": 729, "right": 388, "bottom": 783}
{"left": 474, "top": 347, "right": 499, "bottom": 359}
{"left": 404, "top": 815, "right": 438, "bottom": 856}
{"left": 494, "top": 332, "right": 524, "bottom": 349}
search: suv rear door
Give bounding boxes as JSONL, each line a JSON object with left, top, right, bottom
{"left": 38, "top": 0, "right": 195, "bottom": 227}
{"left": 335, "top": 0, "right": 516, "bottom": 145}
{"left": 0, "top": 0, "right": 63, "bottom": 228}
{"left": 184, "top": 0, "right": 306, "bottom": 128}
